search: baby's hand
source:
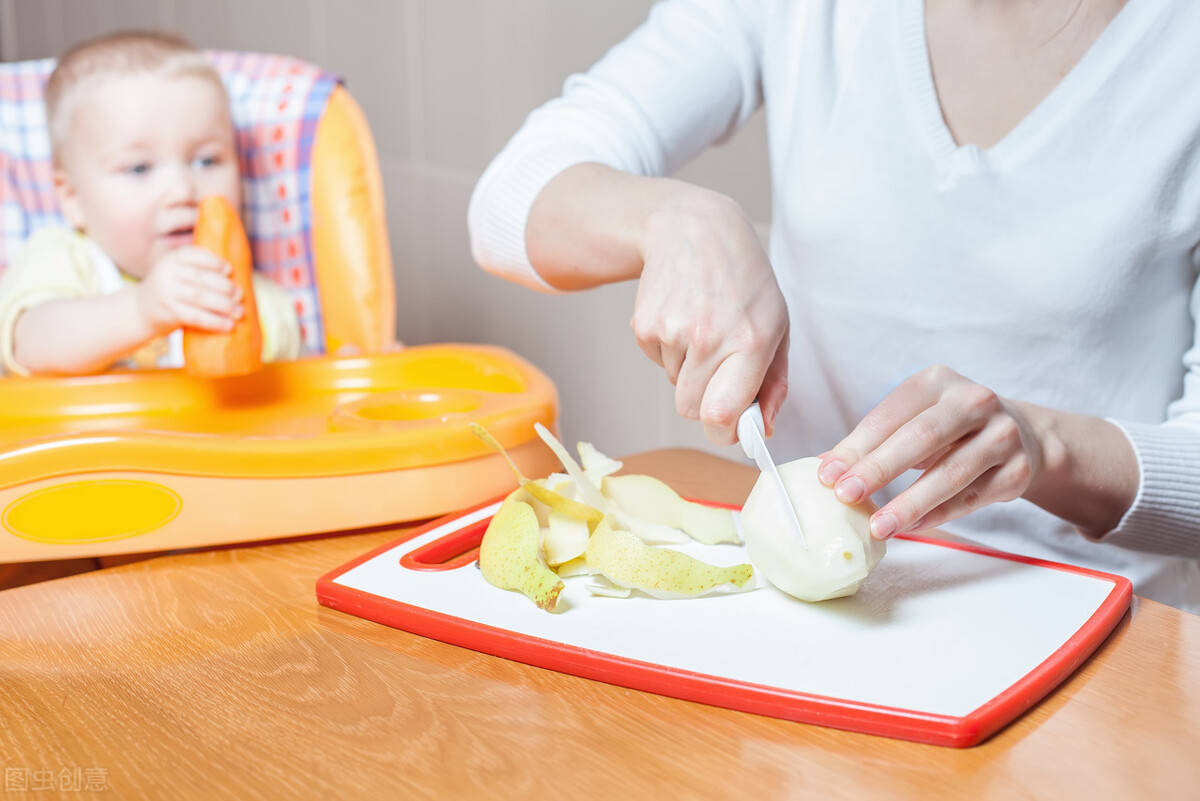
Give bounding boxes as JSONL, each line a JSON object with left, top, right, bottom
{"left": 137, "top": 246, "right": 243, "bottom": 336}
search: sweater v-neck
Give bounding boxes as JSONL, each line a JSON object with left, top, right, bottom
{"left": 898, "top": 0, "right": 1164, "bottom": 171}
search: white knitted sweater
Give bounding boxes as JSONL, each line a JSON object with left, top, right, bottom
{"left": 469, "top": 0, "right": 1200, "bottom": 611}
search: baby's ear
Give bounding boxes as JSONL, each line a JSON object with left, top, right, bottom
{"left": 53, "top": 167, "right": 86, "bottom": 232}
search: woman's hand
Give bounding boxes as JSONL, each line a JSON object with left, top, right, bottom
{"left": 816, "top": 365, "right": 1046, "bottom": 540}
{"left": 631, "top": 188, "right": 790, "bottom": 444}
{"left": 521, "top": 165, "right": 789, "bottom": 444}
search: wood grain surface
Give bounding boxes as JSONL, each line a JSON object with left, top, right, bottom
{"left": 0, "top": 449, "right": 1196, "bottom": 800}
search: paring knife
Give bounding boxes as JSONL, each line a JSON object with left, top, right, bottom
{"left": 737, "top": 402, "right": 808, "bottom": 550}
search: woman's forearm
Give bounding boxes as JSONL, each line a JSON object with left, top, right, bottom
{"left": 1012, "top": 399, "right": 1140, "bottom": 537}
{"left": 525, "top": 162, "right": 722, "bottom": 290}
{"left": 12, "top": 287, "right": 156, "bottom": 375}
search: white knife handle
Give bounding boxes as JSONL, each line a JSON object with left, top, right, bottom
{"left": 737, "top": 402, "right": 766, "bottom": 461}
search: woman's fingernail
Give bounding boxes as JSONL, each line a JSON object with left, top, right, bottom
{"left": 834, "top": 475, "right": 865, "bottom": 503}
{"left": 871, "top": 512, "right": 897, "bottom": 540}
{"left": 819, "top": 460, "right": 846, "bottom": 486}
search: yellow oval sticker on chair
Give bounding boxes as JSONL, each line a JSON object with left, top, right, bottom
{"left": 3, "top": 480, "right": 181, "bottom": 544}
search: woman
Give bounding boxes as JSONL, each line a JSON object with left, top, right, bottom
{"left": 468, "top": 0, "right": 1200, "bottom": 611}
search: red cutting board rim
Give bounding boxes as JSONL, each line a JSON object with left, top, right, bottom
{"left": 316, "top": 494, "right": 1132, "bottom": 748}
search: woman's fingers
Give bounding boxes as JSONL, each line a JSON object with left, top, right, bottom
{"left": 660, "top": 343, "right": 686, "bottom": 385}
{"left": 831, "top": 396, "right": 995, "bottom": 504}
{"left": 866, "top": 417, "right": 1016, "bottom": 537}
{"left": 818, "top": 370, "right": 947, "bottom": 488}
{"left": 819, "top": 367, "right": 1003, "bottom": 495}
{"left": 673, "top": 345, "right": 717, "bottom": 421}
{"left": 757, "top": 328, "right": 789, "bottom": 437}
{"left": 698, "top": 347, "right": 777, "bottom": 445}
{"left": 891, "top": 455, "right": 1031, "bottom": 536}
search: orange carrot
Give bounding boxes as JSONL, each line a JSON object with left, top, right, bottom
{"left": 184, "top": 196, "right": 263, "bottom": 377}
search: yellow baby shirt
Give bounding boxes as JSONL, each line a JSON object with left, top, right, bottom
{"left": 0, "top": 228, "right": 302, "bottom": 375}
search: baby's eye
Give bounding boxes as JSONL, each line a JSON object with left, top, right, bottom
{"left": 124, "top": 162, "right": 152, "bottom": 176}
{"left": 192, "top": 155, "right": 221, "bottom": 169}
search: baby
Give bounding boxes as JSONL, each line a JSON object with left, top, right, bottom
{"left": 0, "top": 30, "right": 300, "bottom": 376}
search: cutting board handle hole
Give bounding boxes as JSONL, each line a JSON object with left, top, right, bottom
{"left": 400, "top": 518, "right": 490, "bottom": 571}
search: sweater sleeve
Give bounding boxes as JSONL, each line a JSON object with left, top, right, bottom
{"left": 467, "top": 0, "right": 766, "bottom": 292}
{"left": 1101, "top": 255, "right": 1200, "bottom": 557}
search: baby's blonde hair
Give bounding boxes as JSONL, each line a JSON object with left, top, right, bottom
{"left": 45, "top": 30, "right": 228, "bottom": 164}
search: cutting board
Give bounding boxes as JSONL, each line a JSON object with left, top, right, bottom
{"left": 316, "top": 497, "right": 1131, "bottom": 747}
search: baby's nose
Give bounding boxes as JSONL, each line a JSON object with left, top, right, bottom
{"left": 163, "top": 164, "right": 198, "bottom": 204}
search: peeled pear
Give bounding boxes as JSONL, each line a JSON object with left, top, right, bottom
{"left": 585, "top": 520, "right": 754, "bottom": 600}
{"left": 602, "top": 473, "right": 739, "bottom": 545}
{"left": 479, "top": 490, "right": 564, "bottom": 611}
{"left": 740, "top": 457, "right": 886, "bottom": 602}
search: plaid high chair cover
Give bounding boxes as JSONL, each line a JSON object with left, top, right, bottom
{"left": 0, "top": 52, "right": 340, "bottom": 354}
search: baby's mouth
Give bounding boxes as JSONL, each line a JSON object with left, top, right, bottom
{"left": 161, "top": 226, "right": 195, "bottom": 245}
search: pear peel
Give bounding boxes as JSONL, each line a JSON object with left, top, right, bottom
{"left": 533, "top": 423, "right": 610, "bottom": 509}
{"left": 585, "top": 520, "right": 754, "bottom": 600}
{"left": 474, "top": 422, "right": 758, "bottom": 612}
{"left": 578, "top": 440, "right": 623, "bottom": 485}
{"left": 479, "top": 492, "right": 564, "bottom": 611}
{"left": 541, "top": 510, "right": 590, "bottom": 566}
{"left": 602, "top": 473, "right": 740, "bottom": 545}
{"left": 533, "top": 423, "right": 689, "bottom": 545}
{"left": 470, "top": 422, "right": 604, "bottom": 530}
{"left": 586, "top": 575, "right": 633, "bottom": 598}
{"left": 555, "top": 555, "right": 592, "bottom": 577}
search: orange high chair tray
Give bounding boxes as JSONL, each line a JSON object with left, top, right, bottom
{"left": 0, "top": 345, "right": 559, "bottom": 562}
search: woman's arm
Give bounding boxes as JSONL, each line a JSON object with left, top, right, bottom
{"left": 469, "top": 0, "right": 777, "bottom": 441}
{"left": 1012, "top": 399, "right": 1139, "bottom": 538}
{"left": 526, "top": 163, "right": 790, "bottom": 443}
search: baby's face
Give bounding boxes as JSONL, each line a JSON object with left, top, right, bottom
{"left": 55, "top": 71, "right": 241, "bottom": 279}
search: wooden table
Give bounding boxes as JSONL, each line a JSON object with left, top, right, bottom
{"left": 0, "top": 449, "right": 1196, "bottom": 800}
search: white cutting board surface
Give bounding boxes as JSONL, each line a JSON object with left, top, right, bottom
{"left": 329, "top": 501, "right": 1120, "bottom": 719}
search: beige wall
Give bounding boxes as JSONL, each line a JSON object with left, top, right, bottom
{"left": 0, "top": 0, "right": 771, "bottom": 462}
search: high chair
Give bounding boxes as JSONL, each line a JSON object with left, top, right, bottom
{"left": 1, "top": 51, "right": 394, "bottom": 354}
{"left": 0, "top": 52, "right": 559, "bottom": 569}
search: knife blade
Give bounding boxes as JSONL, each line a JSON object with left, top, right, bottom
{"left": 737, "top": 402, "right": 808, "bottom": 550}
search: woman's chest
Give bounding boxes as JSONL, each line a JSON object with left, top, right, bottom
{"left": 923, "top": 0, "right": 1128, "bottom": 150}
